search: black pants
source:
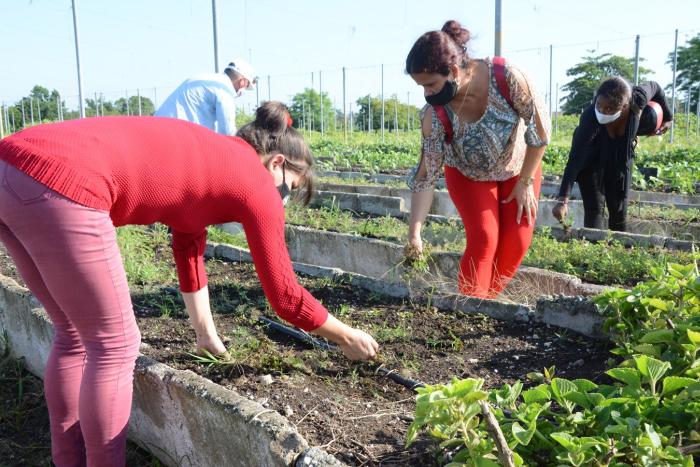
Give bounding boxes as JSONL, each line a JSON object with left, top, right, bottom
{"left": 576, "top": 161, "right": 630, "bottom": 232}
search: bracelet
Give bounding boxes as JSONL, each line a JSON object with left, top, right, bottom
{"left": 519, "top": 175, "right": 535, "bottom": 187}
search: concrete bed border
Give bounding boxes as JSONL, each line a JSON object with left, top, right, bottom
{"left": 318, "top": 170, "right": 700, "bottom": 207}
{"left": 0, "top": 274, "right": 344, "bottom": 467}
{"left": 212, "top": 231, "right": 606, "bottom": 339}
{"left": 312, "top": 187, "right": 699, "bottom": 249}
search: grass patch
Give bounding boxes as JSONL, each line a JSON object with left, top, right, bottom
{"left": 117, "top": 224, "right": 176, "bottom": 286}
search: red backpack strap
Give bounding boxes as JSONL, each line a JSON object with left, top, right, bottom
{"left": 432, "top": 105, "right": 453, "bottom": 144}
{"left": 492, "top": 56, "right": 513, "bottom": 109}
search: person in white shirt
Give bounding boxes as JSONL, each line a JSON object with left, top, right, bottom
{"left": 156, "top": 59, "right": 257, "bottom": 135}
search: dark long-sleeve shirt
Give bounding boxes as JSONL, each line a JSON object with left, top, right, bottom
{"left": 558, "top": 81, "right": 673, "bottom": 198}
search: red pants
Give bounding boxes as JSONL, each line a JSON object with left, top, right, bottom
{"left": 444, "top": 165, "right": 542, "bottom": 298}
{"left": 0, "top": 161, "right": 139, "bottom": 466}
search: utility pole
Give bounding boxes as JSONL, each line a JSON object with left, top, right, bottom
{"left": 381, "top": 64, "right": 385, "bottom": 142}
{"left": 670, "top": 29, "right": 678, "bottom": 143}
{"left": 548, "top": 44, "right": 553, "bottom": 122}
{"left": 633, "top": 35, "right": 640, "bottom": 85}
{"left": 494, "top": 0, "right": 502, "bottom": 56}
{"left": 211, "top": 0, "right": 220, "bottom": 72}
{"left": 71, "top": 0, "right": 85, "bottom": 118}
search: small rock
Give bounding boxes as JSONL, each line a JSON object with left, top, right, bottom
{"left": 544, "top": 342, "right": 552, "bottom": 347}
{"left": 532, "top": 334, "right": 540, "bottom": 339}
{"left": 468, "top": 358, "right": 478, "bottom": 364}
{"left": 284, "top": 405, "right": 294, "bottom": 417}
{"left": 513, "top": 355, "right": 520, "bottom": 361}
{"left": 303, "top": 387, "right": 310, "bottom": 393}
{"left": 573, "top": 359, "right": 585, "bottom": 367}
{"left": 258, "top": 374, "right": 274, "bottom": 385}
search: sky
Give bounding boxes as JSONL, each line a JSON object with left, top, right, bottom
{"left": 1, "top": 0, "right": 699, "bottom": 114}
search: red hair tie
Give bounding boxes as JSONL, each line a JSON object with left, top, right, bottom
{"left": 286, "top": 113, "right": 293, "bottom": 127}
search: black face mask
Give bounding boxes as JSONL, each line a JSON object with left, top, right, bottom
{"left": 425, "top": 79, "right": 458, "bottom": 106}
{"left": 277, "top": 163, "right": 291, "bottom": 206}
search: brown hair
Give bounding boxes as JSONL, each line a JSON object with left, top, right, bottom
{"left": 237, "top": 101, "right": 315, "bottom": 205}
{"left": 405, "top": 20, "right": 470, "bottom": 75}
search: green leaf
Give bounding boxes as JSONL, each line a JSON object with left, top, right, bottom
{"left": 644, "top": 423, "right": 661, "bottom": 449}
{"left": 522, "top": 387, "right": 551, "bottom": 404}
{"left": 688, "top": 329, "right": 700, "bottom": 345}
{"left": 550, "top": 432, "right": 574, "bottom": 449}
{"left": 572, "top": 379, "right": 598, "bottom": 392}
{"left": 639, "top": 329, "right": 674, "bottom": 344}
{"left": 512, "top": 422, "right": 536, "bottom": 446}
{"left": 633, "top": 343, "right": 661, "bottom": 357}
{"left": 564, "top": 392, "right": 592, "bottom": 410}
{"left": 661, "top": 376, "right": 697, "bottom": 397}
{"left": 642, "top": 298, "right": 669, "bottom": 311}
{"left": 606, "top": 367, "right": 641, "bottom": 388}
{"left": 551, "top": 378, "right": 578, "bottom": 398}
{"left": 641, "top": 356, "right": 672, "bottom": 384}
{"left": 474, "top": 458, "right": 501, "bottom": 467}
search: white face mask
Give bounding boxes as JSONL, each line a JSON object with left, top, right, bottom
{"left": 594, "top": 99, "right": 621, "bottom": 124}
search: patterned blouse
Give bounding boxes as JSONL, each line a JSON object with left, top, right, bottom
{"left": 409, "top": 58, "right": 551, "bottom": 191}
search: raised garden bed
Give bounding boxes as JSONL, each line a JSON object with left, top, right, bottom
{"left": 275, "top": 203, "right": 696, "bottom": 289}
{"left": 317, "top": 177, "right": 700, "bottom": 237}
{"left": 135, "top": 230, "right": 612, "bottom": 465}
{"left": 0, "top": 229, "right": 611, "bottom": 466}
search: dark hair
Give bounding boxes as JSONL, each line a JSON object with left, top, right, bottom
{"left": 224, "top": 63, "right": 243, "bottom": 81}
{"left": 596, "top": 77, "right": 632, "bottom": 109}
{"left": 405, "top": 20, "right": 470, "bottom": 75}
{"left": 237, "top": 101, "right": 315, "bottom": 205}
{"left": 441, "top": 20, "right": 470, "bottom": 48}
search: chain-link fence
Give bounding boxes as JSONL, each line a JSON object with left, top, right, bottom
{"left": 2, "top": 29, "right": 700, "bottom": 141}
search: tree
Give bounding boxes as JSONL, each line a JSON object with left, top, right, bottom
{"left": 667, "top": 33, "right": 700, "bottom": 110}
{"left": 113, "top": 96, "right": 155, "bottom": 116}
{"left": 86, "top": 98, "right": 116, "bottom": 116}
{"left": 288, "top": 88, "right": 335, "bottom": 131}
{"left": 5, "top": 85, "right": 66, "bottom": 130}
{"left": 354, "top": 94, "right": 421, "bottom": 131}
{"left": 560, "top": 52, "right": 651, "bottom": 115}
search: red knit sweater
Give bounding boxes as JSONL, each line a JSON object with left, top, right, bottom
{"left": 0, "top": 116, "right": 328, "bottom": 331}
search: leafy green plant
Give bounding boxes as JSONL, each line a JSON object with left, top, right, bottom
{"left": 406, "top": 261, "right": 700, "bottom": 466}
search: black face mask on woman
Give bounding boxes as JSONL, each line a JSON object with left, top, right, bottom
{"left": 277, "top": 163, "right": 291, "bottom": 206}
{"left": 425, "top": 78, "right": 458, "bottom": 106}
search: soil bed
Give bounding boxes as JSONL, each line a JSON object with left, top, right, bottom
{"left": 133, "top": 257, "right": 609, "bottom": 465}
{"left": 0, "top": 236, "right": 611, "bottom": 466}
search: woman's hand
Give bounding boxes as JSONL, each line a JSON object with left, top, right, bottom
{"left": 313, "top": 315, "right": 379, "bottom": 361}
{"left": 657, "top": 121, "right": 672, "bottom": 135}
{"left": 405, "top": 232, "right": 423, "bottom": 259}
{"left": 503, "top": 179, "right": 538, "bottom": 225}
{"left": 338, "top": 328, "right": 380, "bottom": 361}
{"left": 552, "top": 201, "right": 569, "bottom": 223}
{"left": 195, "top": 335, "right": 228, "bottom": 356}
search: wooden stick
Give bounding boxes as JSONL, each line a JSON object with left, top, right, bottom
{"left": 679, "top": 443, "right": 700, "bottom": 455}
{"left": 478, "top": 400, "right": 515, "bottom": 467}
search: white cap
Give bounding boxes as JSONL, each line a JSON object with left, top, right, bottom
{"left": 224, "top": 59, "right": 257, "bottom": 90}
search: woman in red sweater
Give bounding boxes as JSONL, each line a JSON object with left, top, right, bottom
{"left": 0, "top": 102, "right": 378, "bottom": 467}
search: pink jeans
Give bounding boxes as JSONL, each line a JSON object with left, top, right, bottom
{"left": 0, "top": 160, "right": 140, "bottom": 467}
